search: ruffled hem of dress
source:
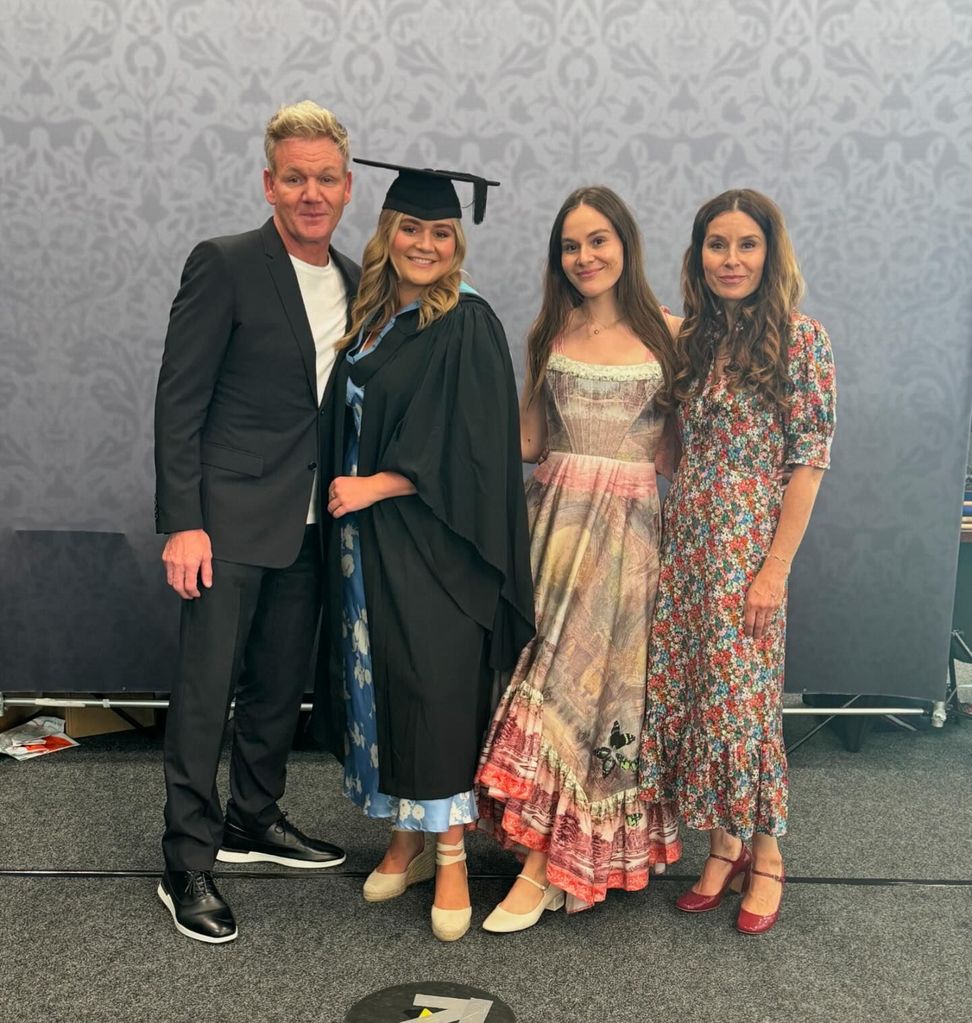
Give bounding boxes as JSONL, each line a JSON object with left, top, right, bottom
{"left": 638, "top": 711, "right": 787, "bottom": 840}
{"left": 476, "top": 687, "right": 681, "bottom": 912}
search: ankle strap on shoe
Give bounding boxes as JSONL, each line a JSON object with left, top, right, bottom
{"left": 435, "top": 841, "right": 466, "bottom": 865}
{"left": 750, "top": 867, "right": 785, "bottom": 884}
{"left": 707, "top": 851, "right": 741, "bottom": 866}
{"left": 516, "top": 872, "right": 548, "bottom": 893}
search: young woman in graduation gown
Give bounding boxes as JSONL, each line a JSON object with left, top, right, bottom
{"left": 312, "top": 161, "right": 534, "bottom": 942}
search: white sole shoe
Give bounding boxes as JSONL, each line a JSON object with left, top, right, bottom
{"left": 482, "top": 877, "right": 565, "bottom": 933}
{"left": 216, "top": 848, "right": 346, "bottom": 869}
{"left": 156, "top": 883, "right": 238, "bottom": 944}
{"left": 362, "top": 839, "right": 435, "bottom": 902}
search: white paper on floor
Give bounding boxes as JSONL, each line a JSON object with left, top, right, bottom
{"left": 0, "top": 715, "right": 79, "bottom": 760}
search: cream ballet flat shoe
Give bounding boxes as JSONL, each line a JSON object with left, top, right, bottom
{"left": 430, "top": 840, "right": 472, "bottom": 942}
{"left": 482, "top": 873, "right": 565, "bottom": 933}
{"left": 362, "top": 833, "right": 435, "bottom": 902}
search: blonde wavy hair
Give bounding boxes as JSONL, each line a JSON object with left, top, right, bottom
{"left": 264, "top": 101, "right": 350, "bottom": 173}
{"left": 673, "top": 188, "right": 805, "bottom": 413}
{"left": 339, "top": 209, "right": 467, "bottom": 349}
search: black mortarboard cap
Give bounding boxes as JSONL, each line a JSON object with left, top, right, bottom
{"left": 354, "top": 158, "right": 500, "bottom": 224}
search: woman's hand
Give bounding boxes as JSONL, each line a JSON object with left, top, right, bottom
{"left": 743, "top": 562, "right": 788, "bottom": 640}
{"left": 327, "top": 471, "right": 417, "bottom": 518}
{"left": 327, "top": 476, "right": 382, "bottom": 518}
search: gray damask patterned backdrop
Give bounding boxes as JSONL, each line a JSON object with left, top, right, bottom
{"left": 1, "top": 0, "right": 970, "bottom": 698}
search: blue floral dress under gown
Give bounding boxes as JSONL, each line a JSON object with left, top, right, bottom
{"left": 340, "top": 296, "right": 478, "bottom": 831}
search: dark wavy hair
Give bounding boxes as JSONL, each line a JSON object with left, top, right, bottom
{"left": 526, "top": 185, "right": 676, "bottom": 410}
{"left": 672, "top": 188, "right": 804, "bottom": 412}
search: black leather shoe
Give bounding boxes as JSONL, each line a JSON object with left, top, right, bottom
{"left": 157, "top": 869, "right": 238, "bottom": 944}
{"left": 217, "top": 813, "right": 346, "bottom": 869}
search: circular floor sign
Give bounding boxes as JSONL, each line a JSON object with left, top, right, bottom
{"left": 346, "top": 981, "right": 516, "bottom": 1022}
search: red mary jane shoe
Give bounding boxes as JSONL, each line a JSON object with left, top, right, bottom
{"left": 736, "top": 865, "right": 785, "bottom": 934}
{"left": 675, "top": 844, "right": 752, "bottom": 913}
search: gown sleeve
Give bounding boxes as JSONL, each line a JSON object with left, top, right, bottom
{"left": 377, "top": 297, "right": 536, "bottom": 669}
{"left": 784, "top": 316, "right": 837, "bottom": 469}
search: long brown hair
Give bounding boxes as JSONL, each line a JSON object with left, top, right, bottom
{"left": 672, "top": 188, "right": 804, "bottom": 412}
{"left": 526, "top": 186, "right": 676, "bottom": 409}
{"left": 339, "top": 209, "right": 467, "bottom": 349}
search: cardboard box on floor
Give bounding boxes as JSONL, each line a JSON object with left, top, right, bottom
{"left": 1, "top": 695, "right": 157, "bottom": 738}
{"left": 62, "top": 699, "right": 156, "bottom": 738}
{"left": 0, "top": 701, "right": 35, "bottom": 734}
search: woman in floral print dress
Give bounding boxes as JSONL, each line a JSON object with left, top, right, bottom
{"left": 638, "top": 189, "right": 836, "bottom": 934}
{"left": 475, "top": 187, "right": 682, "bottom": 931}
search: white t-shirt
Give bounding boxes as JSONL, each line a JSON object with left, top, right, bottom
{"left": 290, "top": 254, "right": 347, "bottom": 524}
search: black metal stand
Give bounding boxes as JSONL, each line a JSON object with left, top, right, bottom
{"left": 785, "top": 694, "right": 859, "bottom": 755}
{"left": 787, "top": 694, "right": 929, "bottom": 755}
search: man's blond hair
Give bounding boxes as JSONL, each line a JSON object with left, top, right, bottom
{"left": 264, "top": 101, "right": 350, "bottom": 173}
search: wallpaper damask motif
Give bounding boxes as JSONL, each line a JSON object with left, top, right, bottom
{"left": 1, "top": 0, "right": 970, "bottom": 696}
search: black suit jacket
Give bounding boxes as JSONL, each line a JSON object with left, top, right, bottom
{"left": 154, "top": 218, "right": 361, "bottom": 568}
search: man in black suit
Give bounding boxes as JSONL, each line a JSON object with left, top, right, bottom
{"left": 153, "top": 101, "right": 359, "bottom": 943}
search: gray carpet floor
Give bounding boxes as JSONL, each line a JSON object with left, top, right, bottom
{"left": 3, "top": 876, "right": 969, "bottom": 1023}
{"left": 1, "top": 711, "right": 970, "bottom": 1022}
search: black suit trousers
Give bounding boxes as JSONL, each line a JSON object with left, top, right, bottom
{"left": 161, "top": 527, "right": 322, "bottom": 871}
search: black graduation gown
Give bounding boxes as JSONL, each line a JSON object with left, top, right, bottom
{"left": 312, "top": 291, "right": 535, "bottom": 799}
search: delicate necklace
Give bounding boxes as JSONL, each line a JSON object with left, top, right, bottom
{"left": 586, "top": 313, "right": 621, "bottom": 336}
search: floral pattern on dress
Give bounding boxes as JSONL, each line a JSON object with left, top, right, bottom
{"left": 638, "top": 314, "right": 836, "bottom": 839}
{"left": 476, "top": 352, "right": 682, "bottom": 912}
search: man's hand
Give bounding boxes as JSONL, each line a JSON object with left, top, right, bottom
{"left": 162, "top": 529, "right": 214, "bottom": 599}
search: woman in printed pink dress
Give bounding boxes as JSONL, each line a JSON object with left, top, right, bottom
{"left": 638, "top": 189, "right": 836, "bottom": 934}
{"left": 475, "top": 186, "right": 683, "bottom": 932}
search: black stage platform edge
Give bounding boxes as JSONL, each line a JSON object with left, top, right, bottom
{"left": 3, "top": 868, "right": 971, "bottom": 886}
